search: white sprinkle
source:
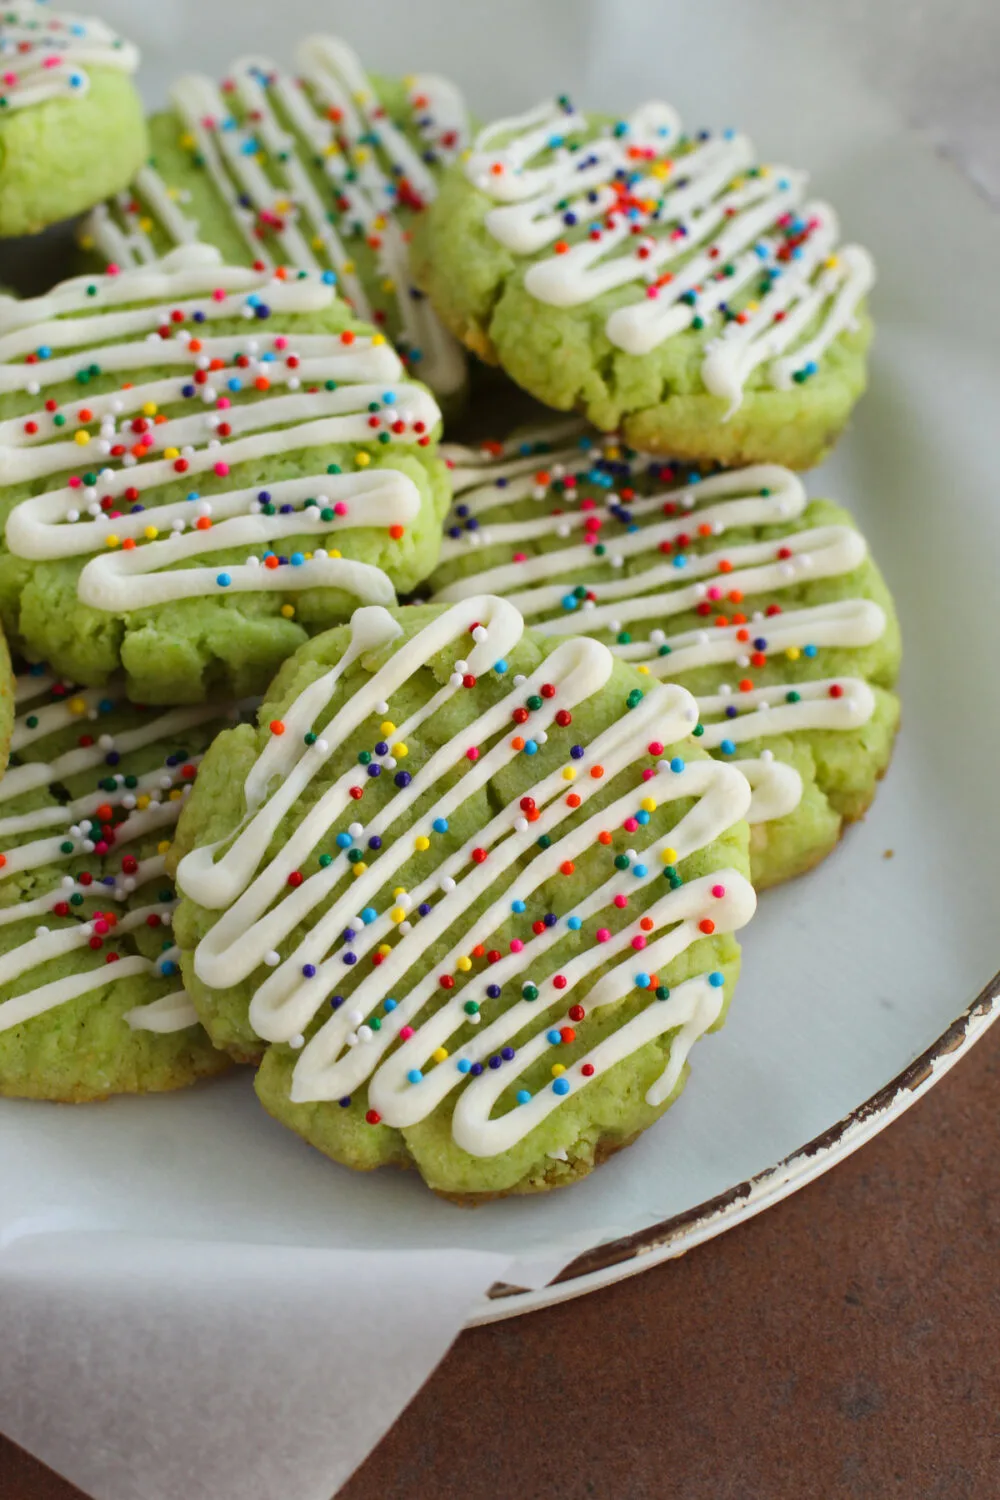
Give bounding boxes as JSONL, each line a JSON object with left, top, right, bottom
{"left": 264, "top": 950, "right": 281, "bottom": 967}
{"left": 290, "top": 1034, "right": 305, "bottom": 1050}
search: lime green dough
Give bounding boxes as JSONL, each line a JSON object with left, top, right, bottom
{"left": 428, "top": 444, "right": 900, "bottom": 891}
{"left": 412, "top": 123, "right": 872, "bottom": 469}
{"left": 0, "top": 286, "right": 450, "bottom": 704}
{"left": 0, "top": 673, "right": 231, "bottom": 1101}
{"left": 172, "top": 605, "right": 751, "bottom": 1199}
{"left": 0, "top": 68, "right": 148, "bottom": 237}
{"left": 0, "top": 621, "right": 12, "bottom": 777}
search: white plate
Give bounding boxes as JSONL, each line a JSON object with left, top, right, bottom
{"left": 2, "top": 2, "right": 1000, "bottom": 1320}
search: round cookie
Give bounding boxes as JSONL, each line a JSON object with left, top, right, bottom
{"left": 413, "top": 99, "right": 875, "bottom": 468}
{"left": 0, "top": 6, "right": 147, "bottom": 237}
{"left": 430, "top": 429, "right": 901, "bottom": 890}
{"left": 171, "top": 596, "right": 755, "bottom": 1200}
{"left": 0, "top": 664, "right": 233, "bottom": 1100}
{"left": 0, "top": 244, "right": 451, "bottom": 703}
{"left": 80, "top": 35, "right": 471, "bottom": 403}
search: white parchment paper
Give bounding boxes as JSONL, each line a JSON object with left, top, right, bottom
{"left": 1, "top": 3, "right": 998, "bottom": 1497}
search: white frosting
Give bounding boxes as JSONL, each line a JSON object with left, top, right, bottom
{"left": 178, "top": 595, "right": 755, "bottom": 1156}
{"left": 0, "top": 5, "right": 138, "bottom": 111}
{"left": 82, "top": 36, "right": 469, "bottom": 398}
{"left": 0, "top": 670, "right": 232, "bottom": 1036}
{"left": 465, "top": 100, "right": 875, "bottom": 408}
{"left": 431, "top": 440, "right": 887, "bottom": 826}
{"left": 0, "top": 246, "right": 443, "bottom": 615}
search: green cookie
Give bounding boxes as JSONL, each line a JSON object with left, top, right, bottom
{"left": 0, "top": 248, "right": 450, "bottom": 703}
{"left": 171, "top": 596, "right": 755, "bottom": 1200}
{"left": 0, "top": 620, "right": 12, "bottom": 777}
{"left": 412, "top": 98, "right": 874, "bottom": 468}
{"left": 430, "top": 427, "right": 900, "bottom": 890}
{"left": 0, "top": 663, "right": 233, "bottom": 1100}
{"left": 0, "top": 9, "right": 147, "bottom": 236}
{"left": 79, "top": 36, "right": 471, "bottom": 406}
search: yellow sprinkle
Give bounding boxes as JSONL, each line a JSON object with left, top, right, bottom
{"left": 456, "top": 955, "right": 472, "bottom": 973}
{"left": 137, "top": 795, "right": 151, "bottom": 810}
{"left": 651, "top": 161, "right": 672, "bottom": 179}
{"left": 142, "top": 402, "right": 158, "bottom": 417}
{"left": 785, "top": 646, "right": 801, "bottom": 661}
{"left": 392, "top": 742, "right": 408, "bottom": 758}
{"left": 311, "top": 235, "right": 325, "bottom": 251}
{"left": 393, "top": 888, "right": 406, "bottom": 898}
{"left": 169, "top": 788, "right": 182, "bottom": 801}
{"left": 79, "top": 234, "right": 95, "bottom": 251}
{"left": 167, "top": 187, "right": 180, "bottom": 201}
{"left": 373, "top": 214, "right": 388, "bottom": 231}
{"left": 179, "top": 132, "right": 195, "bottom": 150}
{"left": 605, "top": 445, "right": 622, "bottom": 461}
{"left": 280, "top": 604, "right": 296, "bottom": 619}
{"left": 304, "top": 552, "right": 313, "bottom": 561}
{"left": 144, "top": 525, "right": 159, "bottom": 541}
{"left": 380, "top": 278, "right": 396, "bottom": 295}
{"left": 139, "top": 217, "right": 153, "bottom": 234}
{"left": 760, "top": 164, "right": 771, "bottom": 177}
{"left": 390, "top": 907, "right": 406, "bottom": 924}
{"left": 105, "top": 534, "right": 119, "bottom": 549}
{"left": 661, "top": 846, "right": 678, "bottom": 865}
{"left": 355, "top": 452, "right": 371, "bottom": 468}
{"left": 460, "top": 146, "right": 472, "bottom": 162}
{"left": 328, "top": 548, "right": 342, "bottom": 559}
{"left": 637, "top": 665, "right": 651, "bottom": 675}
{"left": 68, "top": 696, "right": 87, "bottom": 716}
{"left": 73, "top": 430, "right": 90, "bottom": 446}
{"left": 157, "top": 839, "right": 171, "bottom": 855}
{"left": 824, "top": 254, "right": 840, "bottom": 270}
{"left": 371, "top": 333, "right": 385, "bottom": 346}
{"left": 562, "top": 767, "right": 576, "bottom": 781}
{"left": 342, "top": 259, "right": 356, "bottom": 275}
{"left": 352, "top": 862, "right": 367, "bottom": 876}
{"left": 432, "top": 1047, "right": 448, "bottom": 1064}
{"left": 353, "top": 145, "right": 370, "bottom": 163}
{"left": 378, "top": 943, "right": 391, "bottom": 957}
{"left": 402, "top": 72, "right": 416, "bottom": 87}
{"left": 275, "top": 198, "right": 292, "bottom": 214}
{"left": 746, "top": 301, "right": 760, "bottom": 315}
{"left": 381, "top": 721, "right": 396, "bottom": 735}
{"left": 551, "top": 1063, "right": 566, "bottom": 1077}
{"left": 164, "top": 446, "right": 179, "bottom": 460}
{"left": 414, "top": 835, "right": 430, "bottom": 852}
{"left": 641, "top": 797, "right": 657, "bottom": 813}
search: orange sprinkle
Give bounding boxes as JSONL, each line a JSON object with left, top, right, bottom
{"left": 340, "top": 330, "right": 356, "bottom": 345}
{"left": 263, "top": 555, "right": 280, "bottom": 570}
{"left": 269, "top": 720, "right": 285, "bottom": 736}
{"left": 738, "top": 679, "right": 753, "bottom": 693}
{"left": 389, "top": 524, "right": 405, "bottom": 540}
{"left": 699, "top": 918, "right": 715, "bottom": 934}
{"left": 511, "top": 736, "right": 525, "bottom": 751}
{"left": 122, "top": 537, "right": 136, "bottom": 551}
{"left": 640, "top": 917, "right": 654, "bottom": 932}
{"left": 560, "top": 861, "right": 575, "bottom": 876}
{"left": 195, "top": 516, "right": 212, "bottom": 531}
{"left": 566, "top": 793, "right": 581, "bottom": 809}
{"left": 598, "top": 831, "right": 613, "bottom": 846}
{"left": 255, "top": 376, "right": 270, "bottom": 392}
{"left": 718, "top": 559, "right": 732, "bottom": 573}
{"left": 590, "top": 765, "right": 604, "bottom": 779}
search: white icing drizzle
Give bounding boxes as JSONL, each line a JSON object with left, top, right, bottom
{"left": 464, "top": 99, "right": 875, "bottom": 409}
{"left": 82, "top": 36, "right": 469, "bottom": 398}
{"left": 0, "top": 246, "right": 443, "bottom": 615}
{"left": 0, "top": 5, "right": 138, "bottom": 111}
{"left": 0, "top": 669, "right": 233, "bottom": 1035}
{"left": 431, "top": 441, "right": 887, "bottom": 826}
{"left": 178, "top": 596, "right": 755, "bottom": 1156}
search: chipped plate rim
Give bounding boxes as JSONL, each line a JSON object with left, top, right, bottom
{"left": 467, "top": 972, "right": 1000, "bottom": 1325}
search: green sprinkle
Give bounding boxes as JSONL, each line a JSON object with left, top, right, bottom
{"left": 614, "top": 854, "right": 630, "bottom": 870}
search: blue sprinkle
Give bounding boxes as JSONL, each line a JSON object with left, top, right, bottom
{"left": 330, "top": 995, "right": 344, "bottom": 1009}
{"left": 672, "top": 554, "right": 688, "bottom": 569}
{"left": 227, "top": 378, "right": 242, "bottom": 393}
{"left": 636, "top": 810, "right": 650, "bottom": 826}
{"left": 321, "top": 271, "right": 337, "bottom": 285}
{"left": 552, "top": 1078, "right": 571, "bottom": 1096}
{"left": 709, "top": 972, "right": 725, "bottom": 988}
{"left": 524, "top": 740, "right": 538, "bottom": 755}
{"left": 488, "top": 1055, "right": 502, "bottom": 1070}
{"left": 407, "top": 1069, "right": 423, "bottom": 1085}
{"left": 338, "top": 1096, "right": 351, "bottom": 1107}
{"left": 567, "top": 916, "right": 582, "bottom": 931}
{"left": 383, "top": 998, "right": 397, "bottom": 1012}
{"left": 216, "top": 572, "right": 231, "bottom": 587}
{"left": 633, "top": 864, "right": 648, "bottom": 878}
{"left": 494, "top": 659, "right": 508, "bottom": 674}
{"left": 570, "top": 745, "right": 585, "bottom": 760}
{"left": 720, "top": 739, "right": 736, "bottom": 756}
{"left": 512, "top": 899, "right": 526, "bottom": 914}
{"left": 290, "top": 552, "right": 305, "bottom": 567}
{"left": 382, "top": 391, "right": 396, "bottom": 404}
{"left": 546, "top": 1029, "right": 562, "bottom": 1045}
{"left": 457, "top": 1059, "right": 472, "bottom": 1074}
{"left": 670, "top": 757, "right": 685, "bottom": 773}
{"left": 470, "top": 1062, "right": 484, "bottom": 1077}
{"left": 635, "top": 972, "right": 651, "bottom": 988}
{"left": 361, "top": 908, "right": 377, "bottom": 925}
{"left": 803, "top": 644, "right": 818, "bottom": 658}
{"left": 395, "top": 770, "right": 412, "bottom": 788}
{"left": 368, "top": 836, "right": 382, "bottom": 851}
{"left": 432, "top": 817, "right": 448, "bottom": 834}
{"left": 336, "top": 832, "right": 352, "bottom": 849}
{"left": 517, "top": 1090, "right": 532, "bottom": 1105}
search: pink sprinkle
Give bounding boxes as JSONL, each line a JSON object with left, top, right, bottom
{"left": 707, "top": 585, "right": 722, "bottom": 601}
{"left": 596, "top": 928, "right": 611, "bottom": 943}
{"left": 399, "top": 1026, "right": 414, "bottom": 1041}
{"left": 216, "top": 397, "right": 231, "bottom": 410}
{"left": 512, "top": 551, "right": 527, "bottom": 563}
{"left": 553, "top": 975, "right": 567, "bottom": 990}
{"left": 94, "top": 841, "right": 109, "bottom": 856}
{"left": 274, "top": 336, "right": 288, "bottom": 350}
{"left": 712, "top": 883, "right": 726, "bottom": 898}
{"left": 214, "top": 462, "right": 230, "bottom": 477}
{"left": 43, "top": 55, "right": 60, "bottom": 69}
{"left": 212, "top": 288, "right": 226, "bottom": 303}
{"left": 613, "top": 894, "right": 628, "bottom": 910}
{"left": 334, "top": 501, "right": 348, "bottom": 517}
{"left": 509, "top": 939, "right": 524, "bottom": 954}
{"left": 648, "top": 742, "right": 664, "bottom": 756}
{"left": 93, "top": 919, "right": 109, "bottom": 935}
{"left": 631, "top": 936, "right": 646, "bottom": 951}
{"left": 641, "top": 768, "right": 656, "bottom": 782}
{"left": 466, "top": 747, "right": 479, "bottom": 761}
{"left": 623, "top": 817, "right": 638, "bottom": 833}
{"left": 2, "top": 72, "right": 17, "bottom": 87}
{"left": 645, "top": 286, "right": 659, "bottom": 300}
{"left": 106, "top": 263, "right": 120, "bottom": 277}
{"left": 68, "top": 476, "right": 82, "bottom": 489}
{"left": 580, "top": 498, "right": 597, "bottom": 511}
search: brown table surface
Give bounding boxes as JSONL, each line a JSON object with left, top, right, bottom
{"left": 3, "top": 1013, "right": 998, "bottom": 1500}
